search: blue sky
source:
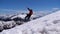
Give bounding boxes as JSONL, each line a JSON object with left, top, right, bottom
{"left": 0, "top": 0, "right": 60, "bottom": 14}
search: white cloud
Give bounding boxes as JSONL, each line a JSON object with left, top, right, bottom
{"left": 0, "top": 8, "right": 60, "bottom": 15}
{"left": 0, "top": 9, "right": 27, "bottom": 15}
{"left": 0, "top": 9, "right": 20, "bottom": 12}
{"left": 51, "top": 8, "right": 60, "bottom": 13}
{"left": 52, "top": 8, "right": 59, "bottom": 10}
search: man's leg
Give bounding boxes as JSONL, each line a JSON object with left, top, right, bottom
{"left": 25, "top": 16, "right": 28, "bottom": 20}
{"left": 25, "top": 14, "right": 29, "bottom": 20}
{"left": 28, "top": 15, "right": 31, "bottom": 20}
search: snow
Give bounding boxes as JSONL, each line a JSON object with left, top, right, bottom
{"left": 0, "top": 10, "right": 60, "bottom": 34}
{"left": 0, "top": 12, "right": 42, "bottom": 32}
{"left": 11, "top": 14, "right": 26, "bottom": 19}
{"left": 3, "top": 21, "right": 16, "bottom": 28}
{"left": 0, "top": 21, "right": 16, "bottom": 32}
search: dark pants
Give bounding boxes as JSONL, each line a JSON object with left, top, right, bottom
{"left": 25, "top": 14, "right": 31, "bottom": 20}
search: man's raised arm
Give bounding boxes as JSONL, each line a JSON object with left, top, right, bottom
{"left": 27, "top": 8, "right": 30, "bottom": 10}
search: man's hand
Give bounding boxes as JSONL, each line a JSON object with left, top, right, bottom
{"left": 27, "top": 8, "right": 30, "bottom": 10}
{"left": 27, "top": 8, "right": 32, "bottom": 11}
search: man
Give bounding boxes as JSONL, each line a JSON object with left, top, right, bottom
{"left": 25, "top": 8, "right": 33, "bottom": 20}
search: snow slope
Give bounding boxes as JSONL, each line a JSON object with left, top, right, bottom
{"left": 0, "top": 12, "right": 43, "bottom": 32}
{"left": 0, "top": 13, "right": 41, "bottom": 32}
{"left": 0, "top": 10, "right": 60, "bottom": 34}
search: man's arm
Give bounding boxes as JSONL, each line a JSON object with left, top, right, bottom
{"left": 27, "top": 8, "right": 30, "bottom": 10}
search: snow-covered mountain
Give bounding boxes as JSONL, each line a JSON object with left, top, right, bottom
{"left": 0, "top": 10, "right": 60, "bottom": 34}
{"left": 0, "top": 12, "right": 45, "bottom": 32}
{"left": 0, "top": 12, "right": 42, "bottom": 21}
